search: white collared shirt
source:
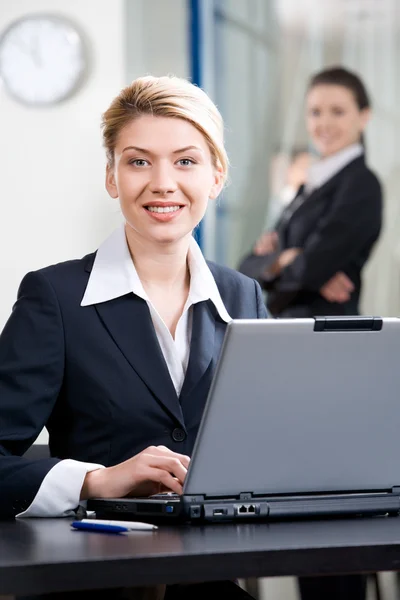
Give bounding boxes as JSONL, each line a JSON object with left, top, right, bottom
{"left": 18, "top": 225, "right": 231, "bottom": 518}
{"left": 81, "top": 224, "right": 231, "bottom": 395}
{"left": 304, "top": 143, "right": 363, "bottom": 196}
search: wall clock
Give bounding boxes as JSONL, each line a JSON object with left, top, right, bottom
{"left": 0, "top": 14, "right": 88, "bottom": 106}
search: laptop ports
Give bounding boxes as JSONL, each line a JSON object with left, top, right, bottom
{"left": 213, "top": 508, "right": 227, "bottom": 516}
{"left": 237, "top": 504, "right": 258, "bottom": 515}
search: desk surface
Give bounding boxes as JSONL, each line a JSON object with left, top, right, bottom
{"left": 2, "top": 516, "right": 400, "bottom": 596}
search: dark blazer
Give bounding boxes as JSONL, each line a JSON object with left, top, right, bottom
{"left": 0, "top": 254, "right": 267, "bottom": 519}
{"left": 238, "top": 156, "right": 383, "bottom": 317}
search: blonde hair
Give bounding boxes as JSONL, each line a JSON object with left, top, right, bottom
{"left": 102, "top": 75, "right": 228, "bottom": 183}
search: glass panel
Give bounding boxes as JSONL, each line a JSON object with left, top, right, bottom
{"left": 209, "top": 0, "right": 399, "bottom": 315}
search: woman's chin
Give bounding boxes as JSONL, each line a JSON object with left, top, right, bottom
{"left": 124, "top": 218, "right": 194, "bottom": 247}
{"left": 148, "top": 227, "right": 193, "bottom": 247}
{"left": 317, "top": 141, "right": 348, "bottom": 158}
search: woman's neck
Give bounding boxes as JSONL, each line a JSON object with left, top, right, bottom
{"left": 124, "top": 224, "right": 191, "bottom": 292}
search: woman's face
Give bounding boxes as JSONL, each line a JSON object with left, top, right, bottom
{"left": 106, "top": 115, "right": 223, "bottom": 247}
{"left": 306, "top": 84, "right": 370, "bottom": 158}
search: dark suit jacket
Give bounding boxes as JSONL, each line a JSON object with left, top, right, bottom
{"left": 238, "top": 156, "right": 383, "bottom": 317}
{"left": 0, "top": 254, "right": 267, "bottom": 518}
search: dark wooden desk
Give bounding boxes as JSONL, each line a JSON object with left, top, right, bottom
{"left": 1, "top": 516, "right": 400, "bottom": 596}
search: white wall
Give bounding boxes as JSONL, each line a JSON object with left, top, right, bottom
{"left": 0, "top": 0, "right": 128, "bottom": 329}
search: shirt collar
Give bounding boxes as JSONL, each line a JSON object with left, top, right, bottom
{"left": 305, "top": 143, "right": 363, "bottom": 194}
{"left": 81, "top": 224, "right": 231, "bottom": 323}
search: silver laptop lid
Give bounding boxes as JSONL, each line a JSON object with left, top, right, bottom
{"left": 184, "top": 317, "right": 400, "bottom": 497}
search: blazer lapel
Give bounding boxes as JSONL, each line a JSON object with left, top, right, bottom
{"left": 288, "top": 155, "right": 366, "bottom": 221}
{"left": 179, "top": 300, "right": 217, "bottom": 402}
{"left": 95, "top": 293, "right": 184, "bottom": 426}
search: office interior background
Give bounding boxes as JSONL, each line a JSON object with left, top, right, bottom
{"left": 2, "top": 0, "right": 400, "bottom": 332}
{"left": 0, "top": 1, "right": 398, "bottom": 599}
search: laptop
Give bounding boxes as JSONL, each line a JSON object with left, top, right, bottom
{"left": 88, "top": 316, "right": 400, "bottom": 523}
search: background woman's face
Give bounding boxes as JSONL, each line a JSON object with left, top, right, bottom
{"left": 306, "top": 84, "right": 370, "bottom": 158}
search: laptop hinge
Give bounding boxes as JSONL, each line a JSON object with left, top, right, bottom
{"left": 188, "top": 493, "right": 254, "bottom": 501}
{"left": 392, "top": 487, "right": 400, "bottom": 495}
{"left": 314, "top": 317, "right": 382, "bottom": 332}
{"left": 185, "top": 495, "right": 205, "bottom": 503}
{"left": 239, "top": 492, "right": 253, "bottom": 501}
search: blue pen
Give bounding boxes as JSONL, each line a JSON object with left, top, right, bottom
{"left": 71, "top": 520, "right": 128, "bottom": 534}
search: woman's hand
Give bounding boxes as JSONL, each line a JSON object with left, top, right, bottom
{"left": 253, "top": 231, "right": 279, "bottom": 255}
{"left": 277, "top": 248, "right": 302, "bottom": 269}
{"left": 320, "top": 271, "right": 355, "bottom": 303}
{"left": 265, "top": 247, "right": 302, "bottom": 277}
{"left": 80, "top": 445, "right": 190, "bottom": 500}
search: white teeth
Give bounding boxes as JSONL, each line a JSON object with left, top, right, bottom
{"left": 147, "top": 206, "right": 181, "bottom": 213}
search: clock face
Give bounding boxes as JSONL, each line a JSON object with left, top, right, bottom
{"left": 0, "top": 14, "right": 87, "bottom": 106}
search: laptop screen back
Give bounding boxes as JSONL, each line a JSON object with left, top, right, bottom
{"left": 184, "top": 318, "right": 400, "bottom": 498}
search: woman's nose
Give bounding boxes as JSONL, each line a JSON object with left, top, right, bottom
{"left": 149, "top": 164, "right": 177, "bottom": 195}
{"left": 315, "top": 114, "right": 334, "bottom": 129}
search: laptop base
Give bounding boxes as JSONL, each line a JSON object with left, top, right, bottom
{"left": 87, "top": 491, "right": 400, "bottom": 524}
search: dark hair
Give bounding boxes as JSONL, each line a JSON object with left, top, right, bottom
{"left": 308, "top": 66, "right": 370, "bottom": 150}
{"left": 308, "top": 66, "right": 370, "bottom": 111}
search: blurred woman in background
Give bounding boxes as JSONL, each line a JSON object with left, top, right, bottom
{"left": 240, "top": 65, "right": 382, "bottom": 600}
{"left": 239, "top": 66, "right": 383, "bottom": 319}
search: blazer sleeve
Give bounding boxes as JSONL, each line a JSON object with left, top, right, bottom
{"left": 254, "top": 279, "right": 269, "bottom": 319}
{"left": 271, "top": 170, "right": 382, "bottom": 293}
{"left": 0, "top": 271, "right": 65, "bottom": 518}
{"left": 237, "top": 250, "right": 279, "bottom": 283}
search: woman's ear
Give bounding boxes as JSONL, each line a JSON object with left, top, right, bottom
{"left": 105, "top": 164, "right": 118, "bottom": 199}
{"left": 209, "top": 166, "right": 224, "bottom": 200}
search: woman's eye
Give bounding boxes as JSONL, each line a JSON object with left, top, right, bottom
{"left": 332, "top": 108, "right": 345, "bottom": 116}
{"left": 130, "top": 159, "right": 149, "bottom": 167}
{"left": 310, "top": 109, "right": 320, "bottom": 117}
{"left": 177, "top": 158, "right": 194, "bottom": 166}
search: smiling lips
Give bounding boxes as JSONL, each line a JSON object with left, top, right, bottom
{"left": 144, "top": 202, "right": 185, "bottom": 222}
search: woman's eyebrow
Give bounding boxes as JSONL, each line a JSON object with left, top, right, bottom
{"left": 122, "top": 145, "right": 150, "bottom": 154}
{"left": 121, "top": 145, "right": 204, "bottom": 154}
{"left": 172, "top": 145, "right": 204, "bottom": 154}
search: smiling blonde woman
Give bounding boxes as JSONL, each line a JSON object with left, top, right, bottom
{"left": 0, "top": 76, "right": 266, "bottom": 600}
